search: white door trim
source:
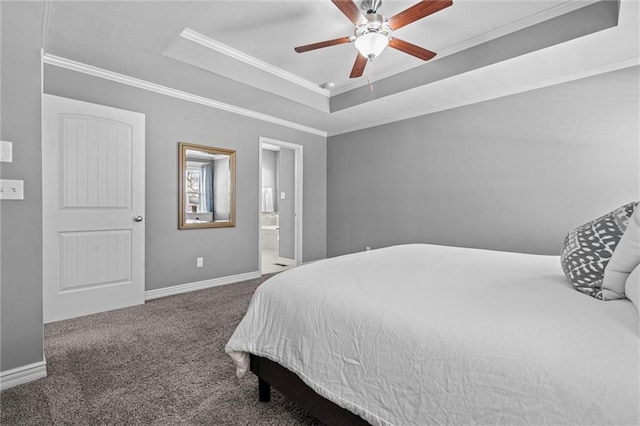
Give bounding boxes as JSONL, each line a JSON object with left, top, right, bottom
{"left": 258, "top": 137, "right": 303, "bottom": 275}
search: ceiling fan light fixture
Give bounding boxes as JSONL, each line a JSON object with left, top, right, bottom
{"left": 355, "top": 32, "right": 388, "bottom": 60}
{"left": 293, "top": 0, "right": 450, "bottom": 79}
{"left": 359, "top": 0, "right": 383, "bottom": 14}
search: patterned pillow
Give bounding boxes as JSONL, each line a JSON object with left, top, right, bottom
{"left": 560, "top": 202, "right": 638, "bottom": 300}
{"left": 601, "top": 207, "right": 640, "bottom": 299}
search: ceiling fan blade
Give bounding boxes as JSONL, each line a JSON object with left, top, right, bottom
{"left": 350, "top": 54, "right": 368, "bottom": 78}
{"left": 388, "top": 0, "right": 453, "bottom": 30}
{"left": 388, "top": 38, "right": 437, "bottom": 61}
{"left": 332, "top": 0, "right": 366, "bottom": 25}
{"left": 294, "top": 36, "right": 353, "bottom": 53}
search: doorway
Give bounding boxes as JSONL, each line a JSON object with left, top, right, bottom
{"left": 259, "top": 137, "right": 303, "bottom": 275}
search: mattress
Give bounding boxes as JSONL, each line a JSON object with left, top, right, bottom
{"left": 226, "top": 244, "right": 639, "bottom": 425}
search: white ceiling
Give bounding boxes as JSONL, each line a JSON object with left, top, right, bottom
{"left": 180, "top": 0, "right": 584, "bottom": 92}
{"left": 43, "top": 0, "right": 639, "bottom": 136}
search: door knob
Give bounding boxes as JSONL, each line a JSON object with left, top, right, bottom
{"left": 134, "top": 216, "right": 144, "bottom": 222}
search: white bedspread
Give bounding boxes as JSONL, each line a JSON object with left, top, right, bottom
{"left": 225, "top": 244, "right": 639, "bottom": 425}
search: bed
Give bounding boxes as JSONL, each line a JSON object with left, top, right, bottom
{"left": 225, "top": 243, "right": 639, "bottom": 425}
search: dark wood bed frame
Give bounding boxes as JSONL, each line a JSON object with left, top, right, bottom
{"left": 250, "top": 354, "right": 370, "bottom": 425}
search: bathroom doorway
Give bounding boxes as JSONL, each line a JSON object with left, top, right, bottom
{"left": 259, "top": 138, "right": 303, "bottom": 275}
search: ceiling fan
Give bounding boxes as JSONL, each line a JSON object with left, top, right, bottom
{"left": 294, "top": 0, "right": 453, "bottom": 79}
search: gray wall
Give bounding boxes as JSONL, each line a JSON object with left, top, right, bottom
{"left": 1, "top": 1, "right": 326, "bottom": 373}
{"left": 44, "top": 65, "right": 327, "bottom": 291}
{"left": 278, "top": 147, "right": 295, "bottom": 260}
{"left": 327, "top": 66, "right": 640, "bottom": 257}
{"left": 0, "top": 1, "right": 45, "bottom": 371}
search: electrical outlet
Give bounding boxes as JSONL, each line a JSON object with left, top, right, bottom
{"left": 0, "top": 179, "right": 24, "bottom": 200}
{"left": 365, "top": 246, "right": 371, "bottom": 251}
{"left": 196, "top": 257, "right": 203, "bottom": 267}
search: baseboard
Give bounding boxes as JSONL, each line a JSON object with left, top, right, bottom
{"left": 276, "top": 257, "right": 296, "bottom": 266}
{"left": 0, "top": 360, "right": 47, "bottom": 391}
{"left": 144, "top": 271, "right": 261, "bottom": 301}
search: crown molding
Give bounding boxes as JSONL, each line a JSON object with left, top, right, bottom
{"left": 42, "top": 54, "right": 327, "bottom": 137}
{"left": 180, "top": 28, "right": 330, "bottom": 97}
{"left": 40, "top": 0, "right": 52, "bottom": 49}
{"left": 333, "top": 0, "right": 600, "bottom": 95}
{"left": 330, "top": 58, "right": 639, "bottom": 137}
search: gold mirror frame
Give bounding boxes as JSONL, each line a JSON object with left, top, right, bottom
{"left": 178, "top": 142, "right": 236, "bottom": 229}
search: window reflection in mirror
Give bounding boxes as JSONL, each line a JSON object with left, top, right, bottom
{"left": 178, "top": 142, "right": 236, "bottom": 229}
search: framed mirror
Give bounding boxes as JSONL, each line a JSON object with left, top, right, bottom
{"left": 178, "top": 142, "right": 236, "bottom": 229}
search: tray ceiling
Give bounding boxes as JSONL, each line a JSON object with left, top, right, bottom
{"left": 43, "top": 0, "right": 639, "bottom": 135}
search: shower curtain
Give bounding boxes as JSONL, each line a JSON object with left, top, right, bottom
{"left": 200, "top": 164, "right": 213, "bottom": 213}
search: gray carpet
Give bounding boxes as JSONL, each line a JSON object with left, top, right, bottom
{"left": 1, "top": 274, "right": 321, "bottom": 425}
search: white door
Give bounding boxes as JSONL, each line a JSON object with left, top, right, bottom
{"left": 43, "top": 94, "right": 145, "bottom": 323}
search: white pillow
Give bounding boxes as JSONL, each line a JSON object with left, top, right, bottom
{"left": 602, "top": 207, "right": 640, "bottom": 299}
{"left": 625, "top": 265, "right": 639, "bottom": 312}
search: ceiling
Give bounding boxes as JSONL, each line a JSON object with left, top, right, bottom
{"left": 42, "top": 0, "right": 639, "bottom": 136}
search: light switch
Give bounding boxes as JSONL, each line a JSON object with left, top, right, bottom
{"left": 280, "top": 192, "right": 286, "bottom": 200}
{"left": 0, "top": 141, "right": 12, "bottom": 163}
{"left": 0, "top": 179, "right": 24, "bottom": 200}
